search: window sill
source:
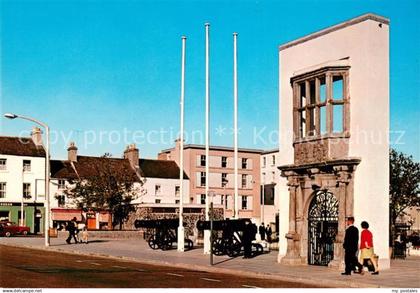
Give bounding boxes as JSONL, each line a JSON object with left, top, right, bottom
{"left": 293, "top": 132, "right": 350, "bottom": 145}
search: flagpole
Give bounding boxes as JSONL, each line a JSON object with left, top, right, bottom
{"left": 233, "top": 32, "right": 239, "bottom": 219}
{"left": 177, "top": 36, "right": 186, "bottom": 252}
{"left": 204, "top": 22, "right": 211, "bottom": 254}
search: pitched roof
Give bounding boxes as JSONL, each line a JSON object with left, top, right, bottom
{"left": 50, "top": 160, "right": 78, "bottom": 179}
{"left": 0, "top": 136, "right": 46, "bottom": 157}
{"left": 138, "top": 159, "right": 188, "bottom": 179}
{"left": 50, "top": 156, "right": 140, "bottom": 182}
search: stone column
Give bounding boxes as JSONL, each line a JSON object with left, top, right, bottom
{"left": 281, "top": 174, "right": 301, "bottom": 265}
{"left": 330, "top": 166, "right": 350, "bottom": 269}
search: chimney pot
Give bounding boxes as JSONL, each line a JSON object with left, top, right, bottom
{"left": 124, "top": 143, "right": 139, "bottom": 169}
{"left": 31, "top": 127, "right": 43, "bottom": 146}
{"left": 68, "top": 142, "right": 78, "bottom": 162}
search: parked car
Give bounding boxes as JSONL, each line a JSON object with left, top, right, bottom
{"left": 0, "top": 221, "right": 30, "bottom": 237}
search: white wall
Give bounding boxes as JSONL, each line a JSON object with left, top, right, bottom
{"left": 279, "top": 18, "right": 389, "bottom": 267}
{"left": 0, "top": 154, "right": 45, "bottom": 203}
{"left": 132, "top": 177, "right": 190, "bottom": 204}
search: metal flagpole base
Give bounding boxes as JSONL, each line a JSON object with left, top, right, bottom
{"left": 203, "top": 230, "right": 211, "bottom": 254}
{"left": 177, "top": 226, "right": 185, "bottom": 252}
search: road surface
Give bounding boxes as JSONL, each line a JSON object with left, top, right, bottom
{"left": 0, "top": 245, "right": 321, "bottom": 288}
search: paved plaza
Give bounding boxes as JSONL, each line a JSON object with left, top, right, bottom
{"left": 1, "top": 236, "right": 419, "bottom": 288}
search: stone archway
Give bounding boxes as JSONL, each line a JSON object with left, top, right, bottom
{"left": 279, "top": 159, "right": 360, "bottom": 268}
{"left": 307, "top": 190, "right": 338, "bottom": 266}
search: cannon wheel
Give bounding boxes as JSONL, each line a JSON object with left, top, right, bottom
{"left": 212, "top": 238, "right": 225, "bottom": 256}
{"left": 184, "top": 239, "right": 193, "bottom": 250}
{"left": 227, "top": 238, "right": 242, "bottom": 257}
{"left": 148, "top": 236, "right": 160, "bottom": 250}
{"left": 252, "top": 243, "right": 263, "bottom": 256}
{"left": 161, "top": 237, "right": 173, "bottom": 250}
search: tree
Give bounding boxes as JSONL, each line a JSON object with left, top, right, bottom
{"left": 389, "top": 148, "right": 420, "bottom": 243}
{"left": 64, "top": 154, "right": 141, "bottom": 230}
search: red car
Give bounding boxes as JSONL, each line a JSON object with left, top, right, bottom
{"left": 0, "top": 221, "right": 30, "bottom": 237}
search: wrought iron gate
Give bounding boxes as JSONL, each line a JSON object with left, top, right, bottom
{"left": 308, "top": 190, "right": 338, "bottom": 266}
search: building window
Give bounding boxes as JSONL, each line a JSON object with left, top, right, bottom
{"left": 221, "top": 173, "right": 228, "bottom": 187}
{"left": 293, "top": 70, "right": 348, "bottom": 139}
{"left": 272, "top": 155, "right": 276, "bottom": 166}
{"left": 155, "top": 199, "right": 161, "bottom": 204}
{"left": 241, "top": 196, "right": 248, "bottom": 210}
{"left": 200, "top": 155, "right": 206, "bottom": 167}
{"left": 57, "top": 195, "right": 65, "bottom": 207}
{"left": 58, "top": 180, "right": 65, "bottom": 190}
{"left": 200, "top": 172, "right": 206, "bottom": 187}
{"left": 221, "top": 156, "right": 227, "bottom": 168}
{"left": 263, "top": 157, "right": 266, "bottom": 168}
{"left": 23, "top": 160, "right": 31, "bottom": 172}
{"left": 220, "top": 194, "right": 224, "bottom": 206}
{"left": 175, "top": 200, "right": 180, "bottom": 204}
{"left": 23, "top": 183, "right": 31, "bottom": 199}
{"left": 175, "top": 185, "right": 180, "bottom": 197}
{"left": 155, "top": 184, "right": 161, "bottom": 195}
{"left": 241, "top": 174, "right": 247, "bottom": 188}
{"left": 0, "top": 159, "right": 6, "bottom": 170}
{"left": 0, "top": 183, "right": 6, "bottom": 198}
{"left": 225, "top": 195, "right": 228, "bottom": 209}
{"left": 272, "top": 171, "right": 276, "bottom": 183}
{"left": 241, "top": 158, "right": 247, "bottom": 169}
{"left": 200, "top": 194, "right": 206, "bottom": 205}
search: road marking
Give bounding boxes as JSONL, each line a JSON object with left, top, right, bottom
{"left": 200, "top": 278, "right": 221, "bottom": 282}
{"left": 90, "top": 262, "right": 101, "bottom": 266}
{"left": 112, "top": 265, "right": 127, "bottom": 269}
{"left": 167, "top": 273, "right": 184, "bottom": 277}
{"left": 242, "top": 285, "right": 261, "bottom": 288}
{"left": 76, "top": 260, "right": 84, "bottom": 263}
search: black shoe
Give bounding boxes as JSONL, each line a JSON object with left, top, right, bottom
{"left": 341, "top": 272, "right": 351, "bottom": 275}
{"left": 66, "top": 240, "right": 70, "bottom": 244}
{"left": 371, "top": 271, "right": 379, "bottom": 275}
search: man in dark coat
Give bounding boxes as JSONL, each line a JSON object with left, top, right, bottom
{"left": 259, "top": 223, "right": 266, "bottom": 241}
{"left": 66, "top": 217, "right": 78, "bottom": 244}
{"left": 266, "top": 224, "right": 272, "bottom": 243}
{"left": 342, "top": 217, "right": 363, "bottom": 275}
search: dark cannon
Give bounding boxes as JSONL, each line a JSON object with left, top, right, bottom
{"left": 196, "top": 218, "right": 263, "bottom": 257}
{"left": 134, "top": 219, "right": 193, "bottom": 251}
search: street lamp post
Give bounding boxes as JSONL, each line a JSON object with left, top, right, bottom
{"left": 4, "top": 113, "right": 50, "bottom": 247}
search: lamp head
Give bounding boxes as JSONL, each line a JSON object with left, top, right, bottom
{"left": 4, "top": 113, "right": 18, "bottom": 119}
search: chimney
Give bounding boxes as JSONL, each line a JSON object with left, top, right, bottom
{"left": 124, "top": 144, "right": 139, "bottom": 169}
{"left": 67, "top": 142, "right": 78, "bottom": 162}
{"left": 31, "top": 127, "right": 43, "bottom": 147}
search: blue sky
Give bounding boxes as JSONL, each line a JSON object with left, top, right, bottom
{"left": 0, "top": 0, "right": 419, "bottom": 160}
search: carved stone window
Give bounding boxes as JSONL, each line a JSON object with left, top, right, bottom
{"left": 292, "top": 67, "right": 349, "bottom": 141}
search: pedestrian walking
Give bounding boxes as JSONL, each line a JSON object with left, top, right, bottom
{"left": 80, "top": 226, "right": 89, "bottom": 244}
{"left": 259, "top": 223, "right": 266, "bottom": 241}
{"left": 66, "top": 217, "right": 78, "bottom": 244}
{"left": 359, "top": 221, "right": 379, "bottom": 275}
{"left": 342, "top": 216, "right": 363, "bottom": 275}
{"left": 266, "top": 224, "right": 272, "bottom": 243}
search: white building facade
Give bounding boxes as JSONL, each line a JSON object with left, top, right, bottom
{"left": 277, "top": 14, "right": 390, "bottom": 269}
{"left": 260, "top": 150, "right": 280, "bottom": 232}
{"left": 0, "top": 128, "right": 47, "bottom": 233}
